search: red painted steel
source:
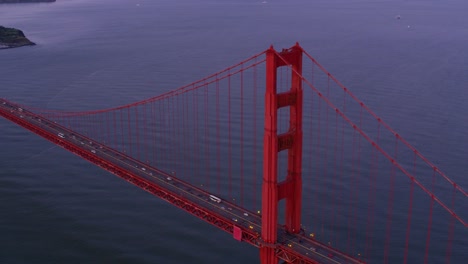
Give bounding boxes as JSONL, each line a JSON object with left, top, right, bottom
{"left": 2, "top": 43, "right": 466, "bottom": 264}
{"left": 0, "top": 106, "right": 261, "bottom": 245}
{"left": 0, "top": 100, "right": 344, "bottom": 264}
{"left": 261, "top": 46, "right": 280, "bottom": 264}
{"left": 282, "top": 44, "right": 303, "bottom": 234}
{"left": 261, "top": 43, "right": 303, "bottom": 264}
{"left": 1, "top": 103, "right": 351, "bottom": 264}
{"left": 234, "top": 226, "right": 242, "bottom": 241}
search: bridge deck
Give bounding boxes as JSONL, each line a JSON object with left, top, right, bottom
{"left": 1, "top": 98, "right": 364, "bottom": 264}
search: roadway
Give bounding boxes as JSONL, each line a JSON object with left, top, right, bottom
{"left": 0, "top": 98, "right": 364, "bottom": 264}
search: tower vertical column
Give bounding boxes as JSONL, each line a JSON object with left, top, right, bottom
{"left": 260, "top": 46, "right": 280, "bottom": 264}
{"left": 260, "top": 43, "right": 303, "bottom": 264}
{"left": 284, "top": 44, "right": 303, "bottom": 233}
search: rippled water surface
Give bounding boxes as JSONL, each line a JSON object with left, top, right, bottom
{"left": 1, "top": 0, "right": 467, "bottom": 263}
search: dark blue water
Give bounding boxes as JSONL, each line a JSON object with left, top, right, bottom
{"left": 1, "top": 0, "right": 467, "bottom": 263}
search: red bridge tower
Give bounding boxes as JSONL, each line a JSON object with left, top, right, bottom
{"left": 261, "top": 44, "right": 303, "bottom": 264}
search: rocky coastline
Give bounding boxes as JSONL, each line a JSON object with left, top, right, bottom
{"left": 0, "top": 0, "right": 56, "bottom": 3}
{"left": 0, "top": 26, "right": 36, "bottom": 49}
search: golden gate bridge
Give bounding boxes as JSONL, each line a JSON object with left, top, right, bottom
{"left": 1, "top": 44, "right": 466, "bottom": 263}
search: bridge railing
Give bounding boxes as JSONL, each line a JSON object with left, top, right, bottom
{"left": 7, "top": 43, "right": 466, "bottom": 264}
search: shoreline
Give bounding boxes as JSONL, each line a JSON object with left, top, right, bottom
{"left": 0, "top": 26, "right": 36, "bottom": 49}
{"left": 0, "top": 0, "right": 56, "bottom": 3}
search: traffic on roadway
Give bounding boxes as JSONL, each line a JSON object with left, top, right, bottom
{"left": 1, "top": 99, "right": 364, "bottom": 264}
